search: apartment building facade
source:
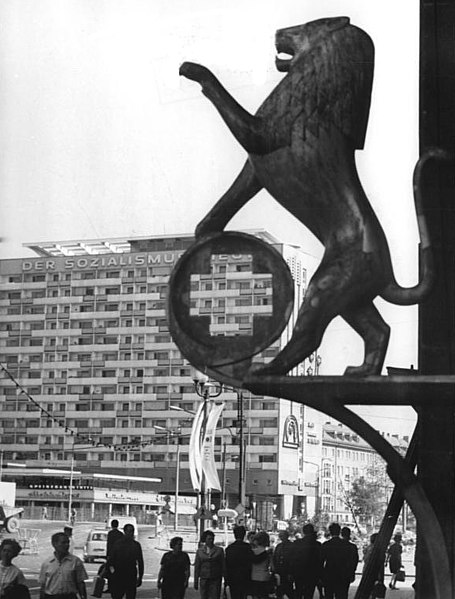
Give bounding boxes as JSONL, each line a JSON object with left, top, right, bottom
{"left": 0, "top": 231, "right": 323, "bottom": 523}
{"left": 319, "top": 422, "right": 409, "bottom": 527}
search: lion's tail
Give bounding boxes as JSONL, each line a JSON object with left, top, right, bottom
{"left": 381, "top": 148, "right": 451, "bottom": 306}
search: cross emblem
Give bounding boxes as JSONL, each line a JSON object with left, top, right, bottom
{"left": 189, "top": 253, "right": 273, "bottom": 336}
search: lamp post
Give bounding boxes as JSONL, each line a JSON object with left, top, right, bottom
{"left": 68, "top": 436, "right": 76, "bottom": 523}
{"left": 191, "top": 370, "right": 247, "bottom": 511}
{"left": 170, "top": 404, "right": 235, "bottom": 513}
{"left": 192, "top": 370, "right": 223, "bottom": 538}
{"left": 236, "top": 388, "right": 246, "bottom": 510}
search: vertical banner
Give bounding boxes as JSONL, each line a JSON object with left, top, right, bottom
{"left": 201, "top": 402, "right": 225, "bottom": 491}
{"left": 189, "top": 402, "right": 205, "bottom": 491}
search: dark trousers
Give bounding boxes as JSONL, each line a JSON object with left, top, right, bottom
{"left": 227, "top": 582, "right": 248, "bottom": 599}
{"left": 324, "top": 580, "right": 350, "bottom": 599}
{"left": 294, "top": 578, "right": 318, "bottom": 599}
{"left": 110, "top": 574, "right": 138, "bottom": 599}
{"left": 276, "top": 573, "right": 294, "bottom": 599}
{"left": 161, "top": 583, "right": 186, "bottom": 599}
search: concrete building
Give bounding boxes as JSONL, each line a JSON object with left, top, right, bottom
{"left": 0, "top": 231, "right": 325, "bottom": 525}
{"left": 319, "top": 422, "right": 409, "bottom": 528}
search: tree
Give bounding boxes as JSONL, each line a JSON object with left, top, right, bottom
{"left": 346, "top": 475, "right": 386, "bottom": 529}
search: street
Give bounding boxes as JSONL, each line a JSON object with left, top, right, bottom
{"left": 7, "top": 519, "right": 416, "bottom": 599}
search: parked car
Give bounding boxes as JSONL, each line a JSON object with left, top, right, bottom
{"left": 83, "top": 529, "right": 108, "bottom": 563}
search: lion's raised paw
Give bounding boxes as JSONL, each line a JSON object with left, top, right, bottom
{"left": 179, "top": 62, "right": 213, "bottom": 84}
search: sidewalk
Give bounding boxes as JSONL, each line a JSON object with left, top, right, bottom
{"left": 144, "top": 585, "right": 416, "bottom": 599}
{"left": 348, "top": 583, "right": 415, "bottom": 598}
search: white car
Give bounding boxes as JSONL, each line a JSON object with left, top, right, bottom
{"left": 83, "top": 529, "right": 108, "bottom": 563}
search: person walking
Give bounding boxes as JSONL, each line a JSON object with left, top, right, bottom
{"left": 250, "top": 531, "right": 274, "bottom": 599}
{"left": 340, "top": 528, "right": 359, "bottom": 589}
{"left": 107, "top": 520, "right": 124, "bottom": 558}
{"left": 0, "top": 538, "right": 28, "bottom": 599}
{"left": 321, "top": 523, "right": 356, "bottom": 599}
{"left": 194, "top": 530, "right": 224, "bottom": 599}
{"left": 224, "top": 525, "right": 253, "bottom": 599}
{"left": 386, "top": 534, "right": 403, "bottom": 590}
{"left": 105, "top": 519, "right": 124, "bottom": 592}
{"left": 63, "top": 526, "right": 75, "bottom": 553}
{"left": 108, "top": 524, "right": 144, "bottom": 599}
{"left": 70, "top": 508, "right": 77, "bottom": 526}
{"left": 272, "top": 530, "right": 294, "bottom": 599}
{"left": 157, "top": 537, "right": 191, "bottom": 599}
{"left": 39, "top": 532, "right": 87, "bottom": 599}
{"left": 291, "top": 523, "right": 323, "bottom": 599}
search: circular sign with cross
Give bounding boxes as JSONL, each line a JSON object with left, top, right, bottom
{"left": 168, "top": 231, "right": 294, "bottom": 386}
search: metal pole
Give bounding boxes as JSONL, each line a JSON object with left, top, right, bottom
{"left": 174, "top": 441, "right": 180, "bottom": 531}
{"left": 199, "top": 390, "right": 208, "bottom": 540}
{"left": 221, "top": 441, "right": 227, "bottom": 507}
{"left": 68, "top": 438, "right": 75, "bottom": 522}
{"left": 237, "top": 391, "right": 245, "bottom": 507}
{"left": 0, "top": 450, "right": 3, "bottom": 482}
{"left": 334, "top": 450, "right": 337, "bottom": 521}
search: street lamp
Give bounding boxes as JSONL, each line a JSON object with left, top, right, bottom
{"left": 191, "top": 369, "right": 224, "bottom": 538}
{"left": 170, "top": 403, "right": 236, "bottom": 517}
{"left": 68, "top": 436, "right": 76, "bottom": 523}
{"left": 191, "top": 369, "right": 246, "bottom": 512}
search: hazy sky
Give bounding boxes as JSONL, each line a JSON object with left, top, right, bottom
{"left": 0, "top": 0, "right": 420, "bottom": 434}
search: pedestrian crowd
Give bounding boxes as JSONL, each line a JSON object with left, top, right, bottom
{"left": 166, "top": 522, "right": 361, "bottom": 599}
{"left": 0, "top": 520, "right": 405, "bottom": 599}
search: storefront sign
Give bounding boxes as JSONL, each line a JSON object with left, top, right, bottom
{"left": 20, "top": 252, "right": 249, "bottom": 272}
{"left": 280, "top": 479, "right": 298, "bottom": 487}
{"left": 282, "top": 415, "right": 300, "bottom": 448}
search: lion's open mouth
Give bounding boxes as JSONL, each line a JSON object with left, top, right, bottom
{"left": 275, "top": 41, "right": 295, "bottom": 72}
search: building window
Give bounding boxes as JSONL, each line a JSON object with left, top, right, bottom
{"left": 259, "top": 418, "right": 277, "bottom": 428}
{"left": 259, "top": 455, "right": 276, "bottom": 463}
{"left": 258, "top": 437, "right": 275, "bottom": 446}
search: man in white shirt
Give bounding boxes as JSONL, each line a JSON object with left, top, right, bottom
{"left": 39, "top": 532, "right": 87, "bottom": 599}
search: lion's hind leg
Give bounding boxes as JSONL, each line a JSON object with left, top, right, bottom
{"left": 341, "top": 303, "right": 390, "bottom": 376}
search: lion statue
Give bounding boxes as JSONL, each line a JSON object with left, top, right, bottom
{"left": 179, "top": 16, "right": 445, "bottom": 377}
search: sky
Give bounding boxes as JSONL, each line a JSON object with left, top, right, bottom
{"left": 0, "top": 0, "right": 420, "bottom": 435}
